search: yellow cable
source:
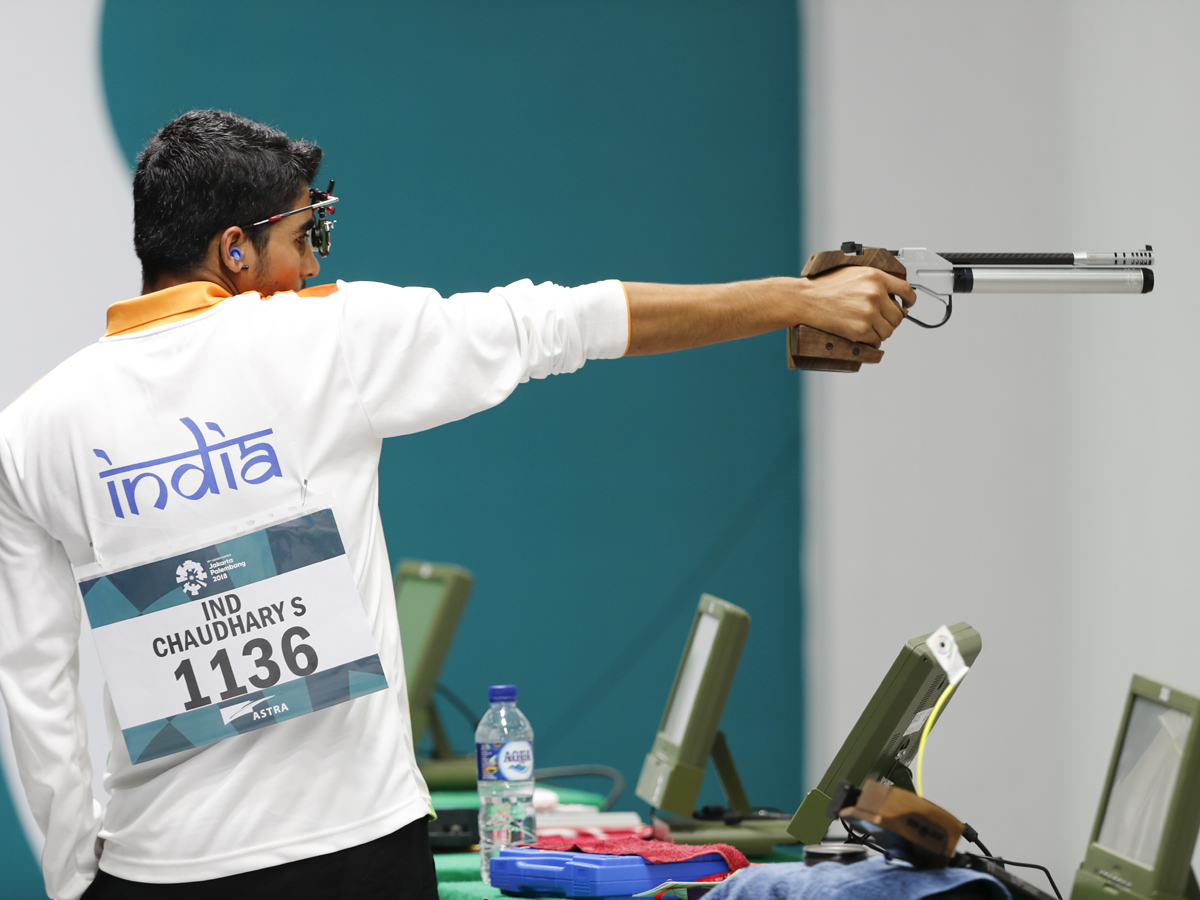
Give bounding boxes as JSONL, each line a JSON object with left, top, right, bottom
{"left": 915, "top": 681, "right": 957, "bottom": 798}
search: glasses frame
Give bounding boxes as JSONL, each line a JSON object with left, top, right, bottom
{"left": 244, "top": 180, "right": 338, "bottom": 258}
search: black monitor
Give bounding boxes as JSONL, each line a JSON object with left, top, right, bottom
{"left": 1071, "top": 675, "right": 1200, "bottom": 900}
{"left": 788, "top": 622, "right": 982, "bottom": 845}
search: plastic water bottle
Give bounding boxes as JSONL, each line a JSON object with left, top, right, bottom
{"left": 476, "top": 684, "right": 536, "bottom": 884}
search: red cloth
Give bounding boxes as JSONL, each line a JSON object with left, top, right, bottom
{"left": 530, "top": 836, "right": 749, "bottom": 872}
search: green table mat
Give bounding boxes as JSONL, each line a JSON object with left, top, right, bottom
{"left": 431, "top": 787, "right": 606, "bottom": 811}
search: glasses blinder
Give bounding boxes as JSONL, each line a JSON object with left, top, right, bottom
{"left": 245, "top": 180, "right": 338, "bottom": 257}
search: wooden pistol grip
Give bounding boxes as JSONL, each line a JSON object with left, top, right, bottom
{"left": 788, "top": 246, "right": 906, "bottom": 372}
{"left": 788, "top": 325, "right": 883, "bottom": 372}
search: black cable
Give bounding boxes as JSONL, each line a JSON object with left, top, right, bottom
{"left": 434, "top": 683, "right": 480, "bottom": 729}
{"left": 839, "top": 818, "right": 889, "bottom": 858}
{"left": 965, "top": 853, "right": 1062, "bottom": 900}
{"left": 534, "top": 765, "right": 625, "bottom": 811}
{"left": 961, "top": 823, "right": 994, "bottom": 861}
{"left": 842, "top": 817, "right": 1060, "bottom": 900}
{"left": 840, "top": 818, "right": 866, "bottom": 844}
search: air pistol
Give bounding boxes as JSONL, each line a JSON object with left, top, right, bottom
{"left": 789, "top": 242, "right": 1154, "bottom": 371}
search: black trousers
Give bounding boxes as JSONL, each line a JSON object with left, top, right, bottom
{"left": 82, "top": 816, "right": 438, "bottom": 900}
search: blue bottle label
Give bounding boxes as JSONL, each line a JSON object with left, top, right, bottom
{"left": 476, "top": 739, "right": 534, "bottom": 781}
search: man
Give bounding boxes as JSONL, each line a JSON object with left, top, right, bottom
{"left": 0, "top": 110, "right": 913, "bottom": 900}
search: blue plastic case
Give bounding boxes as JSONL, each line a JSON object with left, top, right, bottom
{"left": 489, "top": 848, "right": 729, "bottom": 899}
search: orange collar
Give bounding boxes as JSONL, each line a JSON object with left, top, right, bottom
{"left": 104, "top": 281, "right": 340, "bottom": 336}
{"left": 104, "top": 282, "right": 234, "bottom": 337}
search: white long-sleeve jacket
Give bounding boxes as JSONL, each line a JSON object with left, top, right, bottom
{"left": 0, "top": 277, "right": 629, "bottom": 899}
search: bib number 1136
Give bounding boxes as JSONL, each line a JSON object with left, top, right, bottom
{"left": 174, "top": 622, "right": 318, "bottom": 710}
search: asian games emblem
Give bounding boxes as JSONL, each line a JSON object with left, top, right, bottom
{"left": 176, "top": 560, "right": 208, "bottom": 596}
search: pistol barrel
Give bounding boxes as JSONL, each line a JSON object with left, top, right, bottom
{"left": 937, "top": 248, "right": 1153, "bottom": 267}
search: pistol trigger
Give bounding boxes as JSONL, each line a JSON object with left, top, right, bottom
{"left": 905, "top": 285, "right": 953, "bottom": 329}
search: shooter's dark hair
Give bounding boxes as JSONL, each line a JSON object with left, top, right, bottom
{"left": 133, "top": 110, "right": 322, "bottom": 283}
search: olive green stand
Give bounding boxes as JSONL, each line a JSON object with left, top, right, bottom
{"left": 651, "top": 730, "right": 799, "bottom": 857}
{"left": 652, "top": 813, "right": 798, "bottom": 859}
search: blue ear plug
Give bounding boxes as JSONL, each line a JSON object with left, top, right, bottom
{"left": 230, "top": 248, "right": 243, "bottom": 262}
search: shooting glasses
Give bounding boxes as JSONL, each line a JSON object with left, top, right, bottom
{"left": 245, "top": 180, "right": 338, "bottom": 257}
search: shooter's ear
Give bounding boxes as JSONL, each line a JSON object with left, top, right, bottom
{"left": 219, "top": 227, "right": 250, "bottom": 272}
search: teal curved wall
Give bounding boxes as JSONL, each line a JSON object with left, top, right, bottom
{"left": 101, "top": 0, "right": 801, "bottom": 816}
{"left": 0, "top": 3, "right": 803, "bottom": 880}
{"left": 0, "top": 780, "right": 39, "bottom": 895}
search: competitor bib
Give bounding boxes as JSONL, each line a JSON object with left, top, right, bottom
{"left": 76, "top": 501, "right": 386, "bottom": 764}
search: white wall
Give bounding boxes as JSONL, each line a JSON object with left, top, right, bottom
{"left": 1061, "top": 0, "right": 1200, "bottom": 879}
{"left": 0, "top": 0, "right": 140, "bottom": 856}
{"left": 803, "top": 0, "right": 1200, "bottom": 887}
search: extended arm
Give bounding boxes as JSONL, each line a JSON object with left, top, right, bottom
{"left": 623, "top": 267, "right": 916, "bottom": 356}
{"left": 338, "top": 271, "right": 913, "bottom": 437}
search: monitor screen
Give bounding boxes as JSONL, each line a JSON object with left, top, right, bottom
{"left": 392, "top": 560, "right": 473, "bottom": 756}
{"left": 1071, "top": 675, "right": 1200, "bottom": 900}
{"left": 1096, "top": 696, "right": 1193, "bottom": 868}
{"left": 635, "top": 595, "right": 751, "bottom": 817}
{"left": 398, "top": 574, "right": 448, "bottom": 685}
{"left": 662, "top": 612, "right": 720, "bottom": 746}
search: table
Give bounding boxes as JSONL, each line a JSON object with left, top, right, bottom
{"left": 434, "top": 845, "right": 807, "bottom": 900}
{"left": 431, "top": 786, "right": 805, "bottom": 900}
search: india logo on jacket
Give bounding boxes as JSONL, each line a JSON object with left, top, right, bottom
{"left": 93, "top": 417, "right": 282, "bottom": 519}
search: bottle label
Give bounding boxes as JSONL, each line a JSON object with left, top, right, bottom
{"left": 476, "top": 739, "right": 534, "bottom": 781}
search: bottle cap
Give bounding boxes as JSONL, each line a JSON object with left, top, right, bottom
{"left": 488, "top": 685, "right": 517, "bottom": 703}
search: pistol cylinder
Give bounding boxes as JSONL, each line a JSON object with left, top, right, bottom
{"left": 952, "top": 267, "right": 1152, "bottom": 294}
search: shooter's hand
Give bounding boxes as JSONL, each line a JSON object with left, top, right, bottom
{"left": 794, "top": 266, "right": 916, "bottom": 347}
